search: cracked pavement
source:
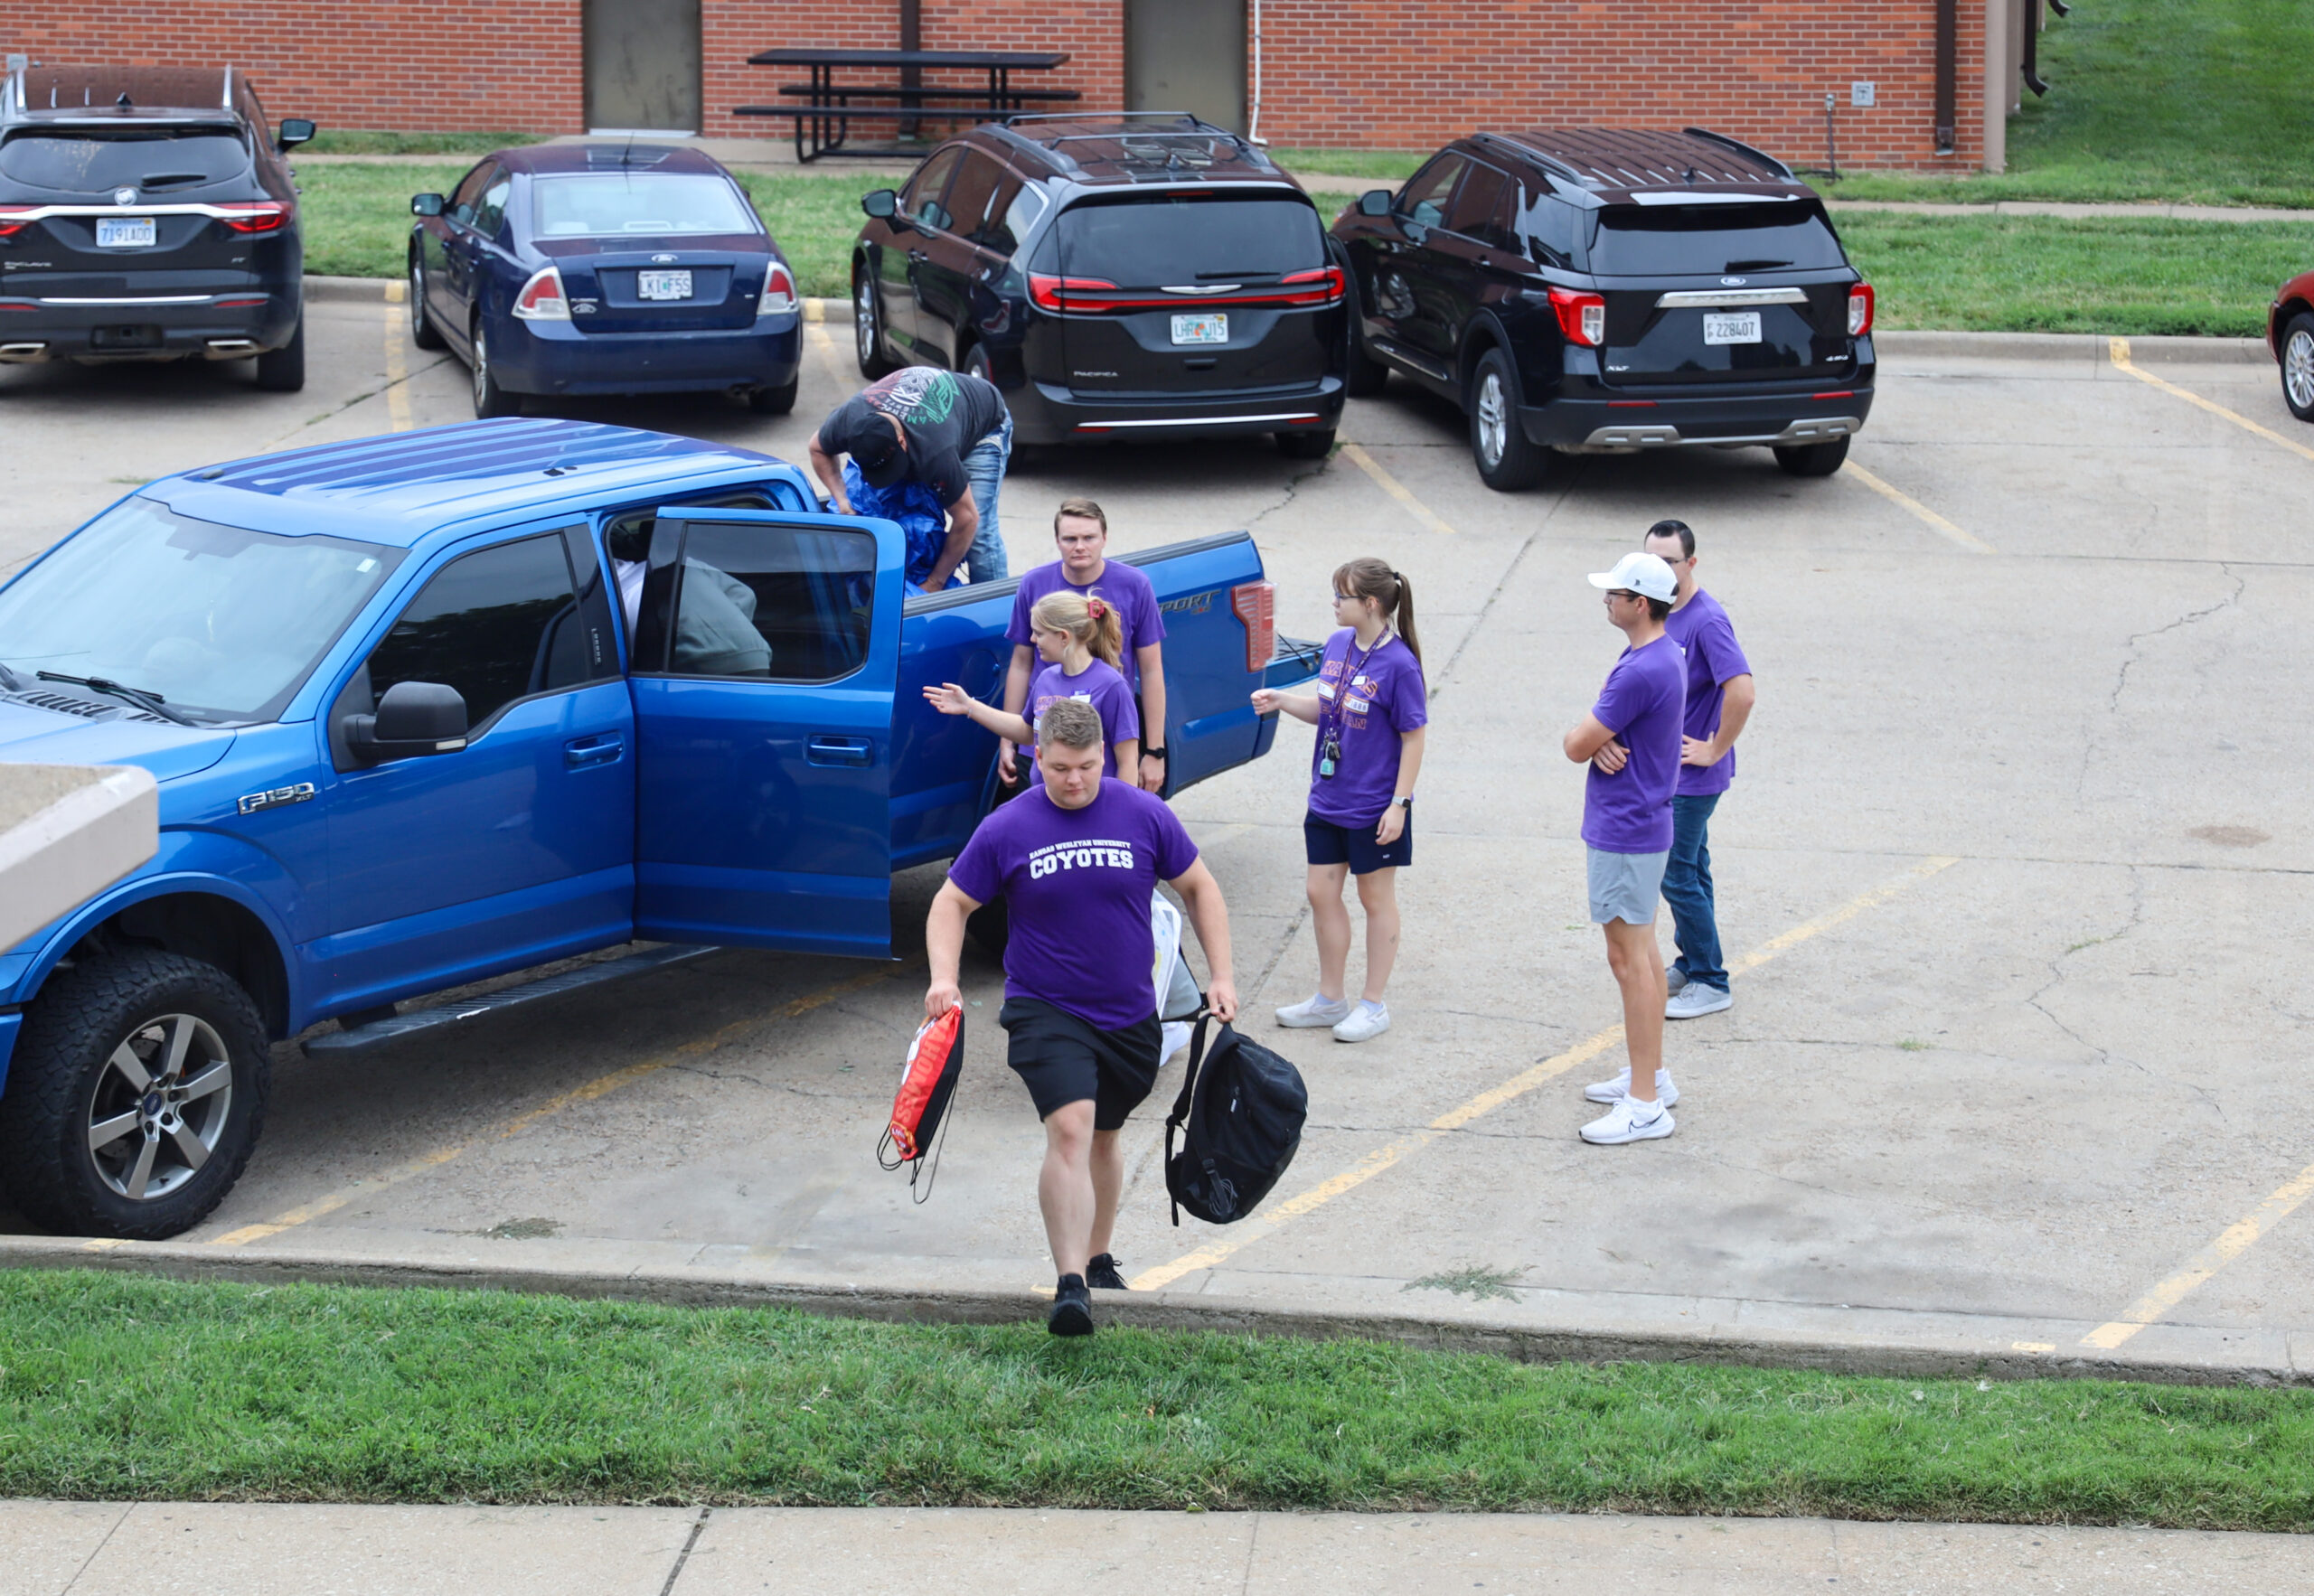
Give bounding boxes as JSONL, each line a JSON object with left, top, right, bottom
{"left": 5, "top": 299, "right": 2312, "bottom": 1356}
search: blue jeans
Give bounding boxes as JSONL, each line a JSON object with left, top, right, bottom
{"left": 1663, "top": 792, "right": 1726, "bottom": 991}
{"left": 961, "top": 413, "right": 1012, "bottom": 583}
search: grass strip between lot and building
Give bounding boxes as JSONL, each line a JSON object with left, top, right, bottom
{"left": 3, "top": 1271, "right": 2310, "bottom": 1526}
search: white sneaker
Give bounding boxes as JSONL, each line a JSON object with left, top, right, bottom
{"left": 1583, "top": 1066, "right": 1679, "bottom": 1107}
{"left": 1275, "top": 993, "right": 1352, "bottom": 1028}
{"left": 1666, "top": 966, "right": 1688, "bottom": 995}
{"left": 1665, "top": 983, "right": 1732, "bottom": 1019}
{"left": 1581, "top": 1096, "right": 1676, "bottom": 1145}
{"left": 1160, "top": 1019, "right": 1194, "bottom": 1064}
{"left": 1331, "top": 1000, "right": 1389, "bottom": 1043}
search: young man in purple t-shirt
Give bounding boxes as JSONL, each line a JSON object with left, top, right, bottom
{"left": 1001, "top": 499, "right": 1170, "bottom": 793}
{"left": 1563, "top": 551, "right": 1686, "bottom": 1145}
{"left": 925, "top": 699, "right": 1237, "bottom": 1338}
{"left": 1643, "top": 520, "right": 1756, "bottom": 1021}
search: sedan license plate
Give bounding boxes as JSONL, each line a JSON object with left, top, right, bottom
{"left": 1171, "top": 312, "right": 1228, "bottom": 345}
{"left": 1703, "top": 310, "right": 1762, "bottom": 345}
{"left": 96, "top": 216, "right": 156, "bottom": 249}
{"left": 637, "top": 268, "right": 693, "bottom": 302}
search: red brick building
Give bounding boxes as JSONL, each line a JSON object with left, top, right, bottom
{"left": 2, "top": 3, "right": 2046, "bottom": 172}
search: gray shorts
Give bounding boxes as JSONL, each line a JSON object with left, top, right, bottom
{"left": 1587, "top": 846, "right": 1669, "bottom": 925}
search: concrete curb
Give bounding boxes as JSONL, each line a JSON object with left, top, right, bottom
{"left": 1874, "top": 329, "right": 2271, "bottom": 364}
{"left": 4, "top": 1235, "right": 2300, "bottom": 1389}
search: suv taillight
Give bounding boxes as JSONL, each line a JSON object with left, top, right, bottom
{"left": 0, "top": 205, "right": 34, "bottom": 238}
{"left": 1230, "top": 580, "right": 1275, "bottom": 673}
{"left": 1848, "top": 284, "right": 1875, "bottom": 337}
{"left": 217, "top": 202, "right": 291, "bottom": 234}
{"left": 758, "top": 260, "right": 798, "bottom": 317}
{"left": 1548, "top": 286, "right": 1606, "bottom": 348}
{"left": 513, "top": 266, "right": 570, "bottom": 321}
{"left": 1027, "top": 273, "right": 1119, "bottom": 311}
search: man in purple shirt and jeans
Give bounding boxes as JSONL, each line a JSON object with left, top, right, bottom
{"left": 1564, "top": 550, "right": 1686, "bottom": 1145}
{"left": 1644, "top": 520, "right": 1756, "bottom": 1020}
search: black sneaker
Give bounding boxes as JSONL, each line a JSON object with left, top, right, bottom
{"left": 1048, "top": 1273, "right": 1094, "bottom": 1337}
{"left": 1085, "top": 1253, "right": 1128, "bottom": 1291}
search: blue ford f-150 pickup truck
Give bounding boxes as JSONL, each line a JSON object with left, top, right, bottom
{"left": 0, "top": 418, "right": 1315, "bottom": 1239}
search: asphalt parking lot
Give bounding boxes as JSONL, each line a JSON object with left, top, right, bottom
{"left": 5, "top": 290, "right": 2311, "bottom": 1370}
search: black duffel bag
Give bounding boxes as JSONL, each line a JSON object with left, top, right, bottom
{"left": 1163, "top": 1009, "right": 1308, "bottom": 1225}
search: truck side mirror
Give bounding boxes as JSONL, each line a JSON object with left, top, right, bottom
{"left": 1358, "top": 189, "right": 1392, "bottom": 218}
{"left": 277, "top": 118, "right": 316, "bottom": 151}
{"left": 346, "top": 681, "right": 468, "bottom": 764}
{"left": 861, "top": 188, "right": 899, "bottom": 220}
{"left": 411, "top": 192, "right": 447, "bottom": 218}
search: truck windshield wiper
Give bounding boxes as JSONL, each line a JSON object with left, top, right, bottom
{"left": 35, "top": 671, "right": 198, "bottom": 726}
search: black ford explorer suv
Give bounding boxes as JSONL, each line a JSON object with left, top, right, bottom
{"left": 1332, "top": 127, "right": 1874, "bottom": 489}
{"left": 852, "top": 113, "right": 1346, "bottom": 458}
{"left": 0, "top": 64, "right": 315, "bottom": 390}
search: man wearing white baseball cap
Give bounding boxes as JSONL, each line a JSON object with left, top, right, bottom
{"left": 1562, "top": 549, "right": 1686, "bottom": 1144}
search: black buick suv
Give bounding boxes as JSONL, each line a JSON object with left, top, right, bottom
{"left": 852, "top": 113, "right": 1347, "bottom": 457}
{"left": 0, "top": 64, "right": 314, "bottom": 390}
{"left": 1331, "top": 127, "right": 1874, "bottom": 489}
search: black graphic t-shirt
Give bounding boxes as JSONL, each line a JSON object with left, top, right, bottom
{"left": 817, "top": 368, "right": 1008, "bottom": 507}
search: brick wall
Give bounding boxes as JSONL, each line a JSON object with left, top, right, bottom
{"left": 2, "top": 4, "right": 1986, "bottom": 171}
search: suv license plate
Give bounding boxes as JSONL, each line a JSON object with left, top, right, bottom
{"left": 97, "top": 217, "right": 156, "bottom": 249}
{"left": 1703, "top": 310, "right": 1762, "bottom": 345}
{"left": 1171, "top": 313, "right": 1228, "bottom": 345}
{"left": 637, "top": 268, "right": 692, "bottom": 301}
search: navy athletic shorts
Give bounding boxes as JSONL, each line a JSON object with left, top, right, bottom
{"left": 1303, "top": 804, "right": 1413, "bottom": 875}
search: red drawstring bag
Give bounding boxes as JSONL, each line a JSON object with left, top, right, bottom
{"left": 880, "top": 1006, "right": 964, "bottom": 1200}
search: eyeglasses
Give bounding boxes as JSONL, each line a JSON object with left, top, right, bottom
{"left": 1604, "top": 589, "right": 1641, "bottom": 601}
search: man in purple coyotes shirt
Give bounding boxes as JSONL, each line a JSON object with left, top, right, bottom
{"left": 1645, "top": 519, "right": 1756, "bottom": 1020}
{"left": 1002, "top": 498, "right": 1170, "bottom": 793}
{"left": 924, "top": 698, "right": 1237, "bottom": 1338}
{"left": 1564, "top": 549, "right": 1686, "bottom": 1147}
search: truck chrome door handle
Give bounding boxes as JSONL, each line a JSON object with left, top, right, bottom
{"left": 806, "top": 735, "right": 873, "bottom": 767}
{"left": 564, "top": 732, "right": 625, "bottom": 768}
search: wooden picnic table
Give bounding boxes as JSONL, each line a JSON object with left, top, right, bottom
{"left": 738, "top": 47, "right": 1075, "bottom": 162}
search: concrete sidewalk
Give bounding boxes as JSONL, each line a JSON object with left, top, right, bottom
{"left": 7, "top": 1502, "right": 2309, "bottom": 1594}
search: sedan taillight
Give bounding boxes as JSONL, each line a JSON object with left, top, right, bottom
{"left": 216, "top": 202, "right": 291, "bottom": 234}
{"left": 1231, "top": 580, "right": 1275, "bottom": 673}
{"left": 757, "top": 260, "right": 798, "bottom": 317}
{"left": 1548, "top": 286, "right": 1606, "bottom": 349}
{"left": 513, "top": 266, "right": 570, "bottom": 322}
{"left": 1848, "top": 283, "right": 1875, "bottom": 337}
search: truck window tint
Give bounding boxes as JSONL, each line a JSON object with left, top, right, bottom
{"left": 943, "top": 152, "right": 1005, "bottom": 244}
{"left": 1588, "top": 203, "right": 1847, "bottom": 275}
{"left": 1395, "top": 153, "right": 1465, "bottom": 230}
{"left": 1053, "top": 195, "right": 1325, "bottom": 287}
{"left": 666, "top": 523, "right": 874, "bottom": 681}
{"left": 0, "top": 127, "right": 248, "bottom": 194}
{"left": 365, "top": 533, "right": 584, "bottom": 730}
{"left": 903, "top": 148, "right": 964, "bottom": 231}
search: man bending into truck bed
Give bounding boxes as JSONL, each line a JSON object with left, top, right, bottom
{"left": 923, "top": 698, "right": 1238, "bottom": 1337}
{"left": 810, "top": 365, "right": 1012, "bottom": 587}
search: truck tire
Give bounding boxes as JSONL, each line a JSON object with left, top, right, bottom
{"left": 253, "top": 315, "right": 306, "bottom": 392}
{"left": 1773, "top": 436, "right": 1851, "bottom": 477}
{"left": 0, "top": 950, "right": 272, "bottom": 1240}
{"left": 1468, "top": 347, "right": 1547, "bottom": 491}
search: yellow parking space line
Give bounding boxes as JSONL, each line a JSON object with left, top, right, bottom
{"left": 806, "top": 321, "right": 857, "bottom": 390}
{"left": 381, "top": 280, "right": 412, "bottom": 433}
{"left": 207, "top": 964, "right": 898, "bottom": 1247}
{"left": 1845, "top": 462, "right": 1994, "bottom": 553}
{"left": 2109, "top": 336, "right": 2314, "bottom": 466}
{"left": 2079, "top": 1159, "right": 2314, "bottom": 1349}
{"left": 1339, "top": 442, "right": 1460, "bottom": 536}
{"left": 1131, "top": 855, "right": 1960, "bottom": 1291}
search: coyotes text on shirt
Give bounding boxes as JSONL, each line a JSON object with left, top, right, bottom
{"left": 1026, "top": 838, "right": 1140, "bottom": 880}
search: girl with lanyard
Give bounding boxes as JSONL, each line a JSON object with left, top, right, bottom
{"left": 1250, "top": 559, "right": 1427, "bottom": 1043}
{"left": 926, "top": 591, "right": 1141, "bottom": 780}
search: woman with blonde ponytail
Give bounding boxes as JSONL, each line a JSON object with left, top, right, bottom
{"left": 1248, "top": 557, "right": 1428, "bottom": 1043}
{"left": 925, "top": 589, "right": 1141, "bottom": 779}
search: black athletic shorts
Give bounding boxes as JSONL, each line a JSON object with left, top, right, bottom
{"left": 1303, "top": 803, "right": 1413, "bottom": 875}
{"left": 1000, "top": 998, "right": 1162, "bottom": 1131}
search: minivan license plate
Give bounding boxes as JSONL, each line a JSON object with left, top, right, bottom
{"left": 637, "top": 269, "right": 692, "bottom": 301}
{"left": 97, "top": 217, "right": 156, "bottom": 249}
{"left": 1171, "top": 313, "right": 1228, "bottom": 345}
{"left": 1703, "top": 310, "right": 1761, "bottom": 345}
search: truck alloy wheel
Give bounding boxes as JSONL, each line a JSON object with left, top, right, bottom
{"left": 0, "top": 950, "right": 271, "bottom": 1240}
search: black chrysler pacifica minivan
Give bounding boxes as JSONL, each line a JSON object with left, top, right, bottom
{"left": 851, "top": 114, "right": 1347, "bottom": 458}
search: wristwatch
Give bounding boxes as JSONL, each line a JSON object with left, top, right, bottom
{"left": 1144, "top": 746, "right": 1167, "bottom": 760}
{"left": 1389, "top": 794, "right": 1412, "bottom": 807}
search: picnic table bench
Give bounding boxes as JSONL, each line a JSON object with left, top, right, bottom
{"left": 738, "top": 47, "right": 1076, "bottom": 162}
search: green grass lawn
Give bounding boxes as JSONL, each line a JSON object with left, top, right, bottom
{"left": 5, "top": 1271, "right": 2311, "bottom": 1525}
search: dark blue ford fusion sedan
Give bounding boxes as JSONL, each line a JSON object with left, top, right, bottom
{"left": 407, "top": 143, "right": 801, "bottom": 418}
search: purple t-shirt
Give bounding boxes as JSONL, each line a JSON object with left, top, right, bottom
{"left": 1661, "top": 588, "right": 1751, "bottom": 797}
{"left": 1028, "top": 657, "right": 1141, "bottom": 778}
{"left": 947, "top": 781, "right": 1199, "bottom": 1031}
{"left": 1007, "top": 559, "right": 1168, "bottom": 693}
{"left": 1307, "top": 629, "right": 1427, "bottom": 824}
{"left": 1583, "top": 634, "right": 1686, "bottom": 854}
